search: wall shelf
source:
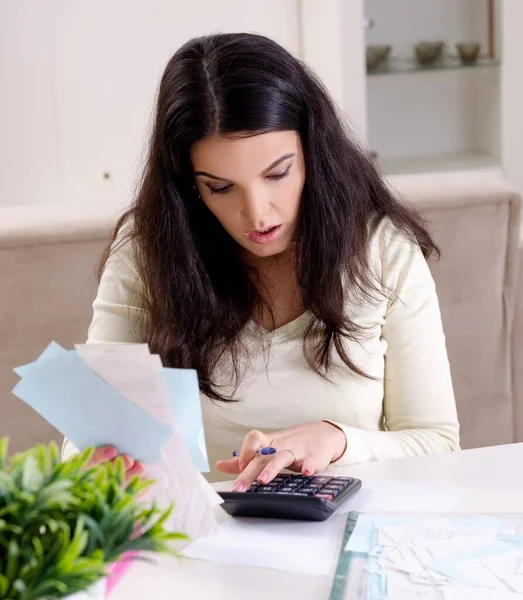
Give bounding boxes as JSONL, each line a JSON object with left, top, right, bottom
{"left": 367, "top": 56, "right": 500, "bottom": 76}
{"left": 377, "top": 151, "right": 502, "bottom": 176}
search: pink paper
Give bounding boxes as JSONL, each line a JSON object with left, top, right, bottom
{"left": 105, "top": 551, "right": 139, "bottom": 595}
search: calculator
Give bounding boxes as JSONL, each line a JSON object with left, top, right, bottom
{"left": 218, "top": 474, "right": 362, "bottom": 521}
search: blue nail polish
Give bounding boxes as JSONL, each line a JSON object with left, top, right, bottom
{"left": 259, "top": 446, "right": 277, "bottom": 456}
{"left": 232, "top": 450, "right": 240, "bottom": 457}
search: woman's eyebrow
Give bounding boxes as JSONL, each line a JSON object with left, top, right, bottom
{"left": 261, "top": 153, "right": 295, "bottom": 175}
{"left": 194, "top": 170, "right": 230, "bottom": 182}
{"left": 194, "top": 152, "right": 295, "bottom": 182}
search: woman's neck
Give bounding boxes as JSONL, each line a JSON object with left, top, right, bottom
{"left": 245, "top": 249, "right": 305, "bottom": 332}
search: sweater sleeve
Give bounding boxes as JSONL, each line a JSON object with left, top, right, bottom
{"left": 87, "top": 234, "right": 147, "bottom": 344}
{"left": 61, "top": 233, "right": 146, "bottom": 461}
{"left": 328, "top": 221, "right": 460, "bottom": 465}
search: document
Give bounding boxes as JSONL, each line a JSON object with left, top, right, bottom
{"left": 13, "top": 342, "right": 219, "bottom": 541}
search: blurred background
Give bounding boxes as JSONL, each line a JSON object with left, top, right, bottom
{"left": 3, "top": 0, "right": 523, "bottom": 205}
{"left": 1, "top": 1, "right": 522, "bottom": 457}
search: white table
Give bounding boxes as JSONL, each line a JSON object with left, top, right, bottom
{"left": 111, "top": 444, "right": 523, "bottom": 600}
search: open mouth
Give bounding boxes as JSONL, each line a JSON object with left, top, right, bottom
{"left": 245, "top": 225, "right": 283, "bottom": 245}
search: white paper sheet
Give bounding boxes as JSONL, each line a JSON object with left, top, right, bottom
{"left": 75, "top": 345, "right": 173, "bottom": 425}
{"left": 338, "top": 478, "right": 470, "bottom": 514}
{"left": 185, "top": 514, "right": 346, "bottom": 575}
{"left": 75, "top": 344, "right": 220, "bottom": 542}
{"left": 444, "top": 588, "right": 523, "bottom": 600}
{"left": 482, "top": 553, "right": 523, "bottom": 593}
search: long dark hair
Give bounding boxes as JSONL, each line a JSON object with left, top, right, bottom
{"left": 101, "top": 33, "right": 437, "bottom": 401}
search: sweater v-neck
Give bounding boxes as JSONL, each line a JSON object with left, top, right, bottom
{"left": 246, "top": 311, "right": 312, "bottom": 342}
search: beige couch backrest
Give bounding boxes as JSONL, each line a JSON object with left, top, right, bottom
{"left": 514, "top": 226, "right": 523, "bottom": 442}
{"left": 389, "top": 171, "right": 521, "bottom": 449}
{"left": 0, "top": 202, "right": 124, "bottom": 452}
{"left": 1, "top": 173, "right": 521, "bottom": 453}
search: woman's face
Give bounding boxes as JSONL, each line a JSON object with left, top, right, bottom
{"left": 191, "top": 131, "right": 305, "bottom": 259}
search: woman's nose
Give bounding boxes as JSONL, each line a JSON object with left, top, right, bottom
{"left": 241, "top": 188, "right": 270, "bottom": 229}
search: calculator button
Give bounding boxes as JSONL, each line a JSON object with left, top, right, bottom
{"left": 310, "top": 476, "right": 331, "bottom": 485}
{"left": 274, "top": 491, "right": 295, "bottom": 495}
{"left": 315, "top": 493, "right": 334, "bottom": 501}
{"left": 300, "top": 487, "right": 320, "bottom": 495}
{"left": 326, "top": 485, "right": 345, "bottom": 496}
{"left": 330, "top": 478, "right": 353, "bottom": 485}
{"left": 280, "top": 486, "right": 296, "bottom": 492}
{"left": 321, "top": 486, "right": 341, "bottom": 496}
{"left": 326, "top": 483, "right": 347, "bottom": 492}
{"left": 258, "top": 489, "right": 278, "bottom": 494}
{"left": 293, "top": 492, "right": 310, "bottom": 496}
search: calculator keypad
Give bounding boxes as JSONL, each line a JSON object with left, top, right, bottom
{"left": 247, "top": 474, "right": 354, "bottom": 501}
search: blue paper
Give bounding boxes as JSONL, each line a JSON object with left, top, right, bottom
{"left": 14, "top": 348, "right": 78, "bottom": 377}
{"left": 497, "top": 534, "right": 523, "bottom": 550}
{"left": 427, "top": 544, "right": 513, "bottom": 586}
{"left": 346, "top": 514, "right": 415, "bottom": 554}
{"left": 12, "top": 342, "right": 173, "bottom": 464}
{"left": 164, "top": 368, "right": 209, "bottom": 472}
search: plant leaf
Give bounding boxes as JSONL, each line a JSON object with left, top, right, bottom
{"left": 0, "top": 573, "right": 9, "bottom": 595}
{"left": 21, "top": 456, "right": 44, "bottom": 494}
{"left": 0, "top": 438, "right": 185, "bottom": 598}
{"left": 0, "top": 438, "right": 8, "bottom": 472}
{"left": 5, "top": 539, "right": 20, "bottom": 584}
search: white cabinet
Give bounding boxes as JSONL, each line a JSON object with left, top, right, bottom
{"left": 300, "top": 0, "right": 523, "bottom": 194}
{"left": 365, "top": 0, "right": 502, "bottom": 177}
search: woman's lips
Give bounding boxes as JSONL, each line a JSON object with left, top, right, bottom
{"left": 245, "top": 225, "right": 283, "bottom": 245}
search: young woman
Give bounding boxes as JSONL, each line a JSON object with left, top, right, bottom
{"left": 63, "top": 33, "right": 459, "bottom": 488}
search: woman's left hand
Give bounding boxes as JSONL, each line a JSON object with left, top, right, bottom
{"left": 216, "top": 421, "right": 347, "bottom": 492}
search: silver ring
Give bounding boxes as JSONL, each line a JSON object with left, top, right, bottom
{"left": 281, "top": 449, "right": 297, "bottom": 464}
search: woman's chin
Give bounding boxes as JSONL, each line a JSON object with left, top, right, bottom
{"left": 245, "top": 239, "right": 291, "bottom": 260}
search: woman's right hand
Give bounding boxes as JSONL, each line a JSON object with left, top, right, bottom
{"left": 87, "top": 445, "right": 145, "bottom": 485}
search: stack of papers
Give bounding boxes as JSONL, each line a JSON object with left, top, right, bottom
{"left": 12, "top": 341, "right": 221, "bottom": 541}
{"left": 342, "top": 513, "right": 523, "bottom": 599}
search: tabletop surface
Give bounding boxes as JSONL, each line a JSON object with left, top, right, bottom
{"left": 111, "top": 443, "right": 523, "bottom": 600}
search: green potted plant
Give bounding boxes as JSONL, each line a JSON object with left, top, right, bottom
{"left": 0, "top": 438, "right": 187, "bottom": 599}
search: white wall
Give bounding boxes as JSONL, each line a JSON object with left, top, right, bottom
{"left": 4, "top": 0, "right": 515, "bottom": 206}
{"left": 300, "top": 0, "right": 367, "bottom": 141}
{"left": 365, "top": 0, "right": 500, "bottom": 162}
{"left": 0, "top": 0, "right": 300, "bottom": 207}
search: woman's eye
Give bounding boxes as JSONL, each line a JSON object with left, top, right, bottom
{"left": 266, "top": 166, "right": 291, "bottom": 181}
{"left": 205, "top": 166, "right": 291, "bottom": 195}
{"left": 207, "top": 184, "right": 232, "bottom": 195}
